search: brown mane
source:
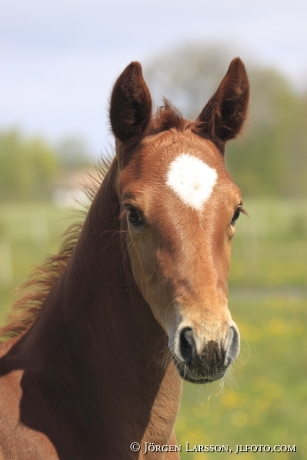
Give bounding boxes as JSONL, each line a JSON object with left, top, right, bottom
{"left": 0, "top": 156, "right": 112, "bottom": 343}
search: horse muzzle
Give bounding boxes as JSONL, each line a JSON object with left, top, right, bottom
{"left": 171, "top": 323, "right": 240, "bottom": 384}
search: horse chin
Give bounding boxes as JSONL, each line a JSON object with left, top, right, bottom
{"left": 172, "top": 357, "right": 226, "bottom": 385}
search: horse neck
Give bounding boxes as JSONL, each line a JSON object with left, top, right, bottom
{"left": 19, "top": 159, "right": 181, "bottom": 430}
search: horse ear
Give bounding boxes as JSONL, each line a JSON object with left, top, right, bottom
{"left": 195, "top": 58, "right": 249, "bottom": 152}
{"left": 110, "top": 62, "right": 152, "bottom": 143}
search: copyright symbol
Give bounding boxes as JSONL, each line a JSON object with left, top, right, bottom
{"left": 130, "top": 442, "right": 141, "bottom": 452}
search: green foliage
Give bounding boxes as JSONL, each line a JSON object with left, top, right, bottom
{"left": 0, "top": 130, "right": 91, "bottom": 201}
{"left": 228, "top": 69, "right": 307, "bottom": 198}
{"left": 56, "top": 137, "right": 92, "bottom": 172}
{"left": 0, "top": 130, "right": 59, "bottom": 200}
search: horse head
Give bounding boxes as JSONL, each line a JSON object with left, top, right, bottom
{"left": 110, "top": 59, "right": 249, "bottom": 384}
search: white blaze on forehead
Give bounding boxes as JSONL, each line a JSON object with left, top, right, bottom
{"left": 166, "top": 153, "right": 218, "bottom": 210}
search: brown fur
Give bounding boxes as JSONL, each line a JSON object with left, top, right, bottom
{"left": 0, "top": 58, "right": 249, "bottom": 459}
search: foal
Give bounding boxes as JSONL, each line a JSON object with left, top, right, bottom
{"left": 0, "top": 58, "right": 249, "bottom": 459}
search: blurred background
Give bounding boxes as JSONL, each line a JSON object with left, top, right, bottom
{"left": 1, "top": 0, "right": 306, "bottom": 458}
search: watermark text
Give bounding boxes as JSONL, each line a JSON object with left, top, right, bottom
{"left": 130, "top": 442, "right": 297, "bottom": 455}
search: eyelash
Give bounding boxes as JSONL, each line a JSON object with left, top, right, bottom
{"left": 231, "top": 205, "right": 247, "bottom": 226}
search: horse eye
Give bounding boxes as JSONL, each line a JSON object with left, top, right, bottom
{"left": 127, "top": 207, "right": 144, "bottom": 227}
{"left": 231, "top": 207, "right": 241, "bottom": 226}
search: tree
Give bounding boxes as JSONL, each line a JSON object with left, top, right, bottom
{"left": 0, "top": 131, "right": 92, "bottom": 201}
{"left": 0, "top": 130, "right": 59, "bottom": 200}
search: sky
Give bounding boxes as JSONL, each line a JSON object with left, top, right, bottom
{"left": 1, "top": 0, "right": 307, "bottom": 158}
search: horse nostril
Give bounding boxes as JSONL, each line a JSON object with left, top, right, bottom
{"left": 225, "top": 326, "right": 240, "bottom": 366}
{"left": 179, "top": 327, "right": 196, "bottom": 366}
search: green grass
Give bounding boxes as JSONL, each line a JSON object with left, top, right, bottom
{"left": 0, "top": 202, "right": 80, "bottom": 323}
{"left": 176, "top": 294, "right": 307, "bottom": 459}
{"left": 0, "top": 199, "right": 306, "bottom": 457}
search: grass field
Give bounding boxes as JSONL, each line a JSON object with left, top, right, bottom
{"left": 0, "top": 199, "right": 306, "bottom": 458}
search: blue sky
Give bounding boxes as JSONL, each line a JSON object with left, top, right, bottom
{"left": 1, "top": 0, "right": 306, "bottom": 157}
